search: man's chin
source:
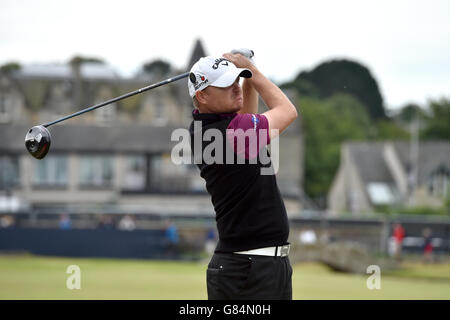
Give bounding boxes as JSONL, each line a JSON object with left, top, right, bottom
{"left": 219, "top": 103, "right": 242, "bottom": 114}
{"left": 232, "top": 104, "right": 243, "bottom": 112}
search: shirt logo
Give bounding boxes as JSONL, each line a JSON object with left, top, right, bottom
{"left": 251, "top": 114, "right": 259, "bottom": 130}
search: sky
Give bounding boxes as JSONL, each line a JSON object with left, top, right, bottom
{"left": 1, "top": 0, "right": 449, "bottom": 110}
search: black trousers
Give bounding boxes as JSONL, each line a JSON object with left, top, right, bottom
{"left": 206, "top": 252, "right": 293, "bottom": 300}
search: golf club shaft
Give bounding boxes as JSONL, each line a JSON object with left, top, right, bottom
{"left": 43, "top": 72, "right": 190, "bottom": 128}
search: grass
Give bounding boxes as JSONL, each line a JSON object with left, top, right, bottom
{"left": 0, "top": 254, "right": 449, "bottom": 300}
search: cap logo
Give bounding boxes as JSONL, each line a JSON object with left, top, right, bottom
{"left": 189, "top": 72, "right": 197, "bottom": 84}
{"left": 212, "top": 58, "right": 229, "bottom": 70}
{"left": 191, "top": 73, "right": 208, "bottom": 90}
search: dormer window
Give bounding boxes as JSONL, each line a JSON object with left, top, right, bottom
{"left": 0, "top": 94, "right": 11, "bottom": 123}
{"left": 427, "top": 164, "right": 450, "bottom": 198}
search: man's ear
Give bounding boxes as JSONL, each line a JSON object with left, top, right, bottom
{"left": 195, "top": 90, "right": 208, "bottom": 105}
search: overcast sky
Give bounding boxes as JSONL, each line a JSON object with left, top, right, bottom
{"left": 1, "top": 0, "right": 449, "bottom": 110}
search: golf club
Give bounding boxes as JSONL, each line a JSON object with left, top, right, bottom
{"left": 25, "top": 72, "right": 189, "bottom": 159}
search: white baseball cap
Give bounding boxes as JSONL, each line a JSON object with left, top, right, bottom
{"left": 188, "top": 56, "right": 252, "bottom": 98}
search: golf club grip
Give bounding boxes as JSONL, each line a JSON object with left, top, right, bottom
{"left": 43, "top": 72, "right": 190, "bottom": 128}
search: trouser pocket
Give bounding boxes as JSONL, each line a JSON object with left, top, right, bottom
{"left": 207, "top": 254, "right": 253, "bottom": 300}
{"left": 206, "top": 267, "right": 222, "bottom": 300}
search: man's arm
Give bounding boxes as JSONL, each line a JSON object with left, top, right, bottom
{"left": 238, "top": 78, "right": 259, "bottom": 114}
{"left": 223, "top": 53, "right": 298, "bottom": 139}
{"left": 229, "top": 49, "right": 258, "bottom": 115}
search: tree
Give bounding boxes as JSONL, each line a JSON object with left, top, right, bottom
{"left": 421, "top": 98, "right": 450, "bottom": 140}
{"left": 395, "top": 103, "right": 428, "bottom": 124}
{"left": 374, "top": 120, "right": 410, "bottom": 141}
{"left": 287, "top": 59, "right": 386, "bottom": 119}
{"left": 0, "top": 62, "right": 21, "bottom": 74}
{"left": 281, "top": 78, "right": 320, "bottom": 98}
{"left": 301, "top": 94, "right": 371, "bottom": 199}
{"left": 142, "top": 59, "right": 172, "bottom": 78}
{"left": 69, "top": 56, "right": 105, "bottom": 65}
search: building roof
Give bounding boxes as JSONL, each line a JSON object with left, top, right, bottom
{"left": 393, "top": 141, "right": 450, "bottom": 184}
{"left": 346, "top": 141, "right": 450, "bottom": 185}
{"left": 347, "top": 142, "right": 395, "bottom": 183}
{"left": 14, "top": 62, "right": 120, "bottom": 80}
{"left": 1, "top": 124, "right": 183, "bottom": 154}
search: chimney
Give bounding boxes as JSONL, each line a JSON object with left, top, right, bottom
{"left": 70, "top": 56, "right": 83, "bottom": 108}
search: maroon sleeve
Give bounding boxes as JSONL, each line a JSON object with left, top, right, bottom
{"left": 226, "top": 114, "right": 271, "bottom": 160}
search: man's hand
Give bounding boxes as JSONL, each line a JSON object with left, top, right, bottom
{"left": 231, "top": 48, "right": 255, "bottom": 65}
{"left": 225, "top": 49, "right": 297, "bottom": 137}
{"left": 222, "top": 52, "right": 256, "bottom": 71}
{"left": 223, "top": 51, "right": 259, "bottom": 114}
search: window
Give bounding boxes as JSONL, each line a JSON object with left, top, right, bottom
{"left": 428, "top": 164, "right": 450, "bottom": 198}
{"left": 0, "top": 156, "right": 19, "bottom": 189}
{"left": 124, "top": 155, "right": 146, "bottom": 191}
{"left": 366, "top": 183, "right": 397, "bottom": 205}
{"left": 187, "top": 164, "right": 206, "bottom": 192}
{"left": 80, "top": 155, "right": 113, "bottom": 187}
{"left": 32, "top": 155, "right": 67, "bottom": 187}
{"left": 95, "top": 103, "right": 116, "bottom": 126}
{"left": 149, "top": 153, "right": 205, "bottom": 193}
{"left": 150, "top": 153, "right": 187, "bottom": 192}
{"left": 152, "top": 94, "right": 168, "bottom": 126}
{"left": 46, "top": 82, "right": 72, "bottom": 115}
{"left": 0, "top": 94, "right": 11, "bottom": 123}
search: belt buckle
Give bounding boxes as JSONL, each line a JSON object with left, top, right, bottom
{"left": 279, "top": 245, "right": 290, "bottom": 257}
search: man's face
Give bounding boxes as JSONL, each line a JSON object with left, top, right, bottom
{"left": 197, "top": 78, "right": 243, "bottom": 113}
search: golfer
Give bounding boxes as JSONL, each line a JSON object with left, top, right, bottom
{"left": 188, "top": 50, "right": 298, "bottom": 299}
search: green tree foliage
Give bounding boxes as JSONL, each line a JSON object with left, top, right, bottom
{"left": 374, "top": 204, "right": 449, "bottom": 216}
{"left": 374, "top": 120, "right": 410, "bottom": 141}
{"left": 301, "top": 94, "right": 371, "bottom": 198}
{"left": 421, "top": 98, "right": 450, "bottom": 140}
{"left": 290, "top": 59, "right": 386, "bottom": 119}
{"left": 282, "top": 58, "right": 416, "bottom": 200}
{"left": 395, "top": 103, "right": 428, "bottom": 124}
{"left": 142, "top": 59, "right": 172, "bottom": 77}
{"left": 0, "top": 62, "right": 21, "bottom": 74}
{"left": 281, "top": 78, "right": 320, "bottom": 98}
{"left": 69, "top": 56, "right": 105, "bottom": 65}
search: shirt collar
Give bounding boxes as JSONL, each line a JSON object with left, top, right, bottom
{"left": 192, "top": 108, "right": 237, "bottom": 120}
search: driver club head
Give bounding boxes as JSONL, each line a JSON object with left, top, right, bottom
{"left": 25, "top": 125, "right": 52, "bottom": 159}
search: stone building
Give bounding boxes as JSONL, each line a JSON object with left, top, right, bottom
{"left": 0, "top": 40, "right": 304, "bottom": 217}
{"left": 328, "top": 141, "right": 450, "bottom": 215}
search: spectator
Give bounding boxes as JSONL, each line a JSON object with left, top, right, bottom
{"left": 118, "top": 214, "right": 136, "bottom": 231}
{"left": 422, "top": 227, "right": 433, "bottom": 263}
{"left": 0, "top": 215, "right": 15, "bottom": 228}
{"left": 164, "top": 220, "right": 179, "bottom": 258}
{"left": 204, "top": 227, "right": 216, "bottom": 256}
{"left": 97, "top": 214, "right": 115, "bottom": 230}
{"left": 58, "top": 214, "right": 72, "bottom": 230}
{"left": 392, "top": 223, "right": 405, "bottom": 260}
